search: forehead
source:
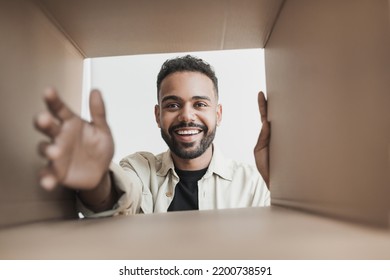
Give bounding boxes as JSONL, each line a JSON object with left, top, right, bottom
{"left": 158, "top": 71, "right": 216, "bottom": 102}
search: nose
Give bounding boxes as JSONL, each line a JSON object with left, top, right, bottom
{"left": 178, "top": 103, "right": 195, "bottom": 122}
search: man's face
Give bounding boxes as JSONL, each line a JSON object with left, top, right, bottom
{"left": 155, "top": 71, "right": 222, "bottom": 159}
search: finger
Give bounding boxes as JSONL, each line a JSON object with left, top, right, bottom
{"left": 39, "top": 166, "right": 58, "bottom": 191}
{"left": 37, "top": 141, "right": 50, "bottom": 157}
{"left": 258, "top": 91, "right": 268, "bottom": 123}
{"left": 34, "top": 111, "right": 61, "bottom": 138}
{"left": 255, "top": 120, "right": 270, "bottom": 151}
{"left": 44, "top": 87, "right": 74, "bottom": 121}
{"left": 38, "top": 141, "right": 62, "bottom": 159}
{"left": 89, "top": 89, "right": 108, "bottom": 128}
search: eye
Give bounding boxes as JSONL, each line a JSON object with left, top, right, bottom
{"left": 194, "top": 102, "right": 208, "bottom": 108}
{"left": 164, "top": 103, "right": 180, "bottom": 110}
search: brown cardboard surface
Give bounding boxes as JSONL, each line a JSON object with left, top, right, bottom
{"left": 36, "top": 0, "right": 284, "bottom": 57}
{"left": 1, "top": 206, "right": 390, "bottom": 260}
{"left": 0, "top": 0, "right": 83, "bottom": 227}
{"left": 1, "top": 0, "right": 389, "bottom": 241}
{"left": 265, "top": 0, "right": 390, "bottom": 226}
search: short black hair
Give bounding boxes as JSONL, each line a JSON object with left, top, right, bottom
{"left": 156, "top": 55, "right": 219, "bottom": 101}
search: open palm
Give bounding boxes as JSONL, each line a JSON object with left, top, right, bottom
{"left": 35, "top": 88, "right": 114, "bottom": 190}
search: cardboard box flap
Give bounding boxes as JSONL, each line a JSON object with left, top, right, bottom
{"left": 265, "top": 0, "right": 390, "bottom": 227}
{"left": 37, "top": 0, "right": 284, "bottom": 57}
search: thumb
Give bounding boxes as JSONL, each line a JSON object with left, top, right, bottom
{"left": 255, "top": 120, "right": 270, "bottom": 151}
{"left": 89, "top": 89, "right": 108, "bottom": 128}
{"left": 258, "top": 91, "right": 268, "bottom": 123}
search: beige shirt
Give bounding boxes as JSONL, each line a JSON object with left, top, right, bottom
{"left": 78, "top": 146, "right": 270, "bottom": 217}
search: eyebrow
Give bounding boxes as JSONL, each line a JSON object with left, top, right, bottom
{"left": 161, "top": 95, "right": 211, "bottom": 103}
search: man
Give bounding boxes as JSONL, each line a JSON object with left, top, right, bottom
{"left": 34, "top": 55, "right": 271, "bottom": 217}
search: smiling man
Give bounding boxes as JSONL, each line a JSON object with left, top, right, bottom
{"left": 34, "top": 55, "right": 270, "bottom": 216}
{"left": 156, "top": 67, "right": 221, "bottom": 166}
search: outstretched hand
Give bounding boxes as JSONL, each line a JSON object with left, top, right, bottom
{"left": 254, "top": 91, "right": 270, "bottom": 189}
{"left": 34, "top": 88, "right": 114, "bottom": 191}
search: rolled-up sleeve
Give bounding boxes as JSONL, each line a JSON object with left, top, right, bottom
{"left": 76, "top": 162, "right": 143, "bottom": 218}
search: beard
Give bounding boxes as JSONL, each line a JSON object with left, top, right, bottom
{"left": 161, "top": 122, "right": 216, "bottom": 159}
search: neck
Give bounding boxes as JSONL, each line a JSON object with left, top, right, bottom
{"left": 171, "top": 145, "right": 213, "bottom": 171}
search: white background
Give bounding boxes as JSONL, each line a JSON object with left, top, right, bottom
{"left": 82, "top": 49, "right": 266, "bottom": 164}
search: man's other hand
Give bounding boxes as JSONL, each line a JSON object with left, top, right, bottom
{"left": 254, "top": 91, "right": 270, "bottom": 189}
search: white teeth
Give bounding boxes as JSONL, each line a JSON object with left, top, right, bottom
{"left": 176, "top": 130, "right": 200, "bottom": 135}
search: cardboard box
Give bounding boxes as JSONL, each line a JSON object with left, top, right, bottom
{"left": 265, "top": 0, "right": 390, "bottom": 227}
{"left": 0, "top": 0, "right": 284, "bottom": 228}
{"left": 0, "top": 0, "right": 389, "bottom": 258}
{"left": 0, "top": 0, "right": 83, "bottom": 227}
{"left": 1, "top": 207, "right": 390, "bottom": 259}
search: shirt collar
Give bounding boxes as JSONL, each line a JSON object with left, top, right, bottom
{"left": 156, "top": 144, "right": 233, "bottom": 181}
{"left": 156, "top": 149, "right": 176, "bottom": 177}
{"left": 204, "top": 145, "right": 233, "bottom": 181}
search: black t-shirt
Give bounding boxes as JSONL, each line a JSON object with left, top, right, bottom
{"left": 167, "top": 167, "right": 208, "bottom": 212}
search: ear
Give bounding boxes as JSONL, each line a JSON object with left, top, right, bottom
{"left": 154, "top": 104, "right": 161, "bottom": 128}
{"left": 216, "top": 104, "right": 222, "bottom": 126}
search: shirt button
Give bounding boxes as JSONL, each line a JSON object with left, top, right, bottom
{"left": 166, "top": 191, "right": 173, "bottom": 197}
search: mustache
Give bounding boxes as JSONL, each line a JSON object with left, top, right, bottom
{"left": 169, "top": 122, "right": 207, "bottom": 134}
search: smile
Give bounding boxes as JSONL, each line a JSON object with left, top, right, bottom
{"left": 175, "top": 129, "right": 202, "bottom": 136}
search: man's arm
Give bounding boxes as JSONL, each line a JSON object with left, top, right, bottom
{"left": 254, "top": 91, "right": 270, "bottom": 189}
{"left": 34, "top": 88, "right": 116, "bottom": 211}
{"left": 77, "top": 172, "right": 118, "bottom": 212}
